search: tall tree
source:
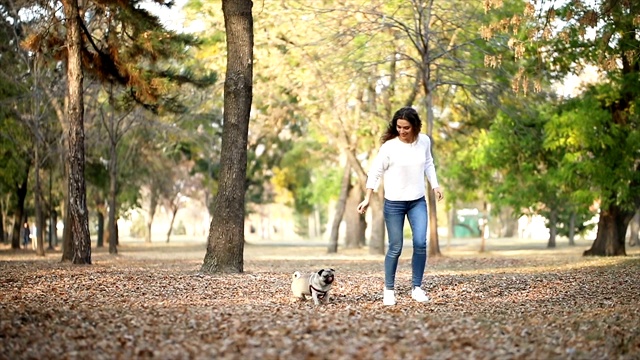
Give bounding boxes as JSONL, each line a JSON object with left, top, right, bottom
{"left": 185, "top": 0, "right": 315, "bottom": 234}
{"left": 61, "top": 0, "right": 91, "bottom": 264}
{"left": 20, "top": 0, "right": 214, "bottom": 262}
{"left": 472, "top": 95, "right": 596, "bottom": 248}
{"left": 295, "top": 0, "right": 523, "bottom": 256}
{"left": 546, "top": 85, "right": 640, "bottom": 256}
{"left": 486, "top": 0, "right": 640, "bottom": 256}
{"left": 0, "top": 3, "right": 42, "bottom": 248}
{"left": 382, "top": 0, "right": 523, "bottom": 256}
{"left": 278, "top": 2, "right": 399, "bottom": 254}
{"left": 201, "top": 0, "right": 253, "bottom": 273}
{"left": 95, "top": 90, "right": 138, "bottom": 255}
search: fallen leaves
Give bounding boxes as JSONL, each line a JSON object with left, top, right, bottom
{"left": 0, "top": 244, "right": 639, "bottom": 360}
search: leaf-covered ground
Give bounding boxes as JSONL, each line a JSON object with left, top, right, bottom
{"left": 1, "top": 238, "right": 639, "bottom": 360}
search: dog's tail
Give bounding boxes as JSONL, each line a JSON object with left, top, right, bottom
{"left": 292, "top": 271, "right": 302, "bottom": 280}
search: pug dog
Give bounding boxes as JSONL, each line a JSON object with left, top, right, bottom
{"left": 290, "top": 268, "right": 335, "bottom": 305}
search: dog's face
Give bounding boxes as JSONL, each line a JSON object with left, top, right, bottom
{"left": 313, "top": 268, "right": 335, "bottom": 288}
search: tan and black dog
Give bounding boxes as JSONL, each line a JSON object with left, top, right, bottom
{"left": 290, "top": 268, "right": 335, "bottom": 305}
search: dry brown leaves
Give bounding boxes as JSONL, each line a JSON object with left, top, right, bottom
{"left": 0, "top": 242, "right": 639, "bottom": 360}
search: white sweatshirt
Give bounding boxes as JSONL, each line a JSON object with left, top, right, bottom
{"left": 365, "top": 133, "right": 439, "bottom": 201}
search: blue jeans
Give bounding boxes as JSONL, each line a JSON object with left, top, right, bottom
{"left": 383, "top": 196, "right": 428, "bottom": 290}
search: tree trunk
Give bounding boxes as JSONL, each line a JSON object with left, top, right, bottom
{"left": 201, "top": 0, "right": 253, "bottom": 274}
{"left": 583, "top": 203, "right": 632, "bottom": 256}
{"left": 328, "top": 163, "right": 350, "bottom": 253}
{"left": 628, "top": 209, "right": 639, "bottom": 247}
{"left": 478, "top": 203, "right": 488, "bottom": 253}
{"left": 547, "top": 209, "right": 557, "bottom": 248}
{"left": 35, "top": 196, "right": 45, "bottom": 255}
{"left": 0, "top": 203, "right": 4, "bottom": 244}
{"left": 47, "top": 172, "right": 55, "bottom": 250}
{"left": 58, "top": 104, "right": 72, "bottom": 260}
{"left": 358, "top": 209, "right": 367, "bottom": 247}
{"left": 568, "top": 211, "right": 576, "bottom": 246}
{"left": 369, "top": 190, "right": 385, "bottom": 255}
{"left": 105, "top": 222, "right": 119, "bottom": 247}
{"left": 345, "top": 181, "right": 363, "bottom": 248}
{"left": 418, "top": 2, "right": 442, "bottom": 258}
{"left": 146, "top": 183, "right": 158, "bottom": 243}
{"left": 96, "top": 209, "right": 104, "bottom": 247}
{"left": 34, "top": 146, "right": 45, "bottom": 256}
{"left": 11, "top": 169, "right": 29, "bottom": 249}
{"left": 344, "top": 150, "right": 384, "bottom": 255}
{"left": 448, "top": 207, "right": 456, "bottom": 242}
{"left": 423, "top": 101, "right": 441, "bottom": 257}
{"left": 51, "top": 210, "right": 58, "bottom": 247}
{"left": 62, "top": 196, "right": 74, "bottom": 261}
{"left": 63, "top": 0, "right": 91, "bottom": 264}
{"left": 427, "top": 182, "right": 441, "bottom": 257}
{"left": 107, "top": 141, "right": 118, "bottom": 255}
{"left": 499, "top": 208, "right": 517, "bottom": 238}
{"left": 166, "top": 206, "right": 178, "bottom": 243}
{"left": 311, "top": 210, "right": 317, "bottom": 238}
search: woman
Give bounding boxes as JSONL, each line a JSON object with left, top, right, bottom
{"left": 357, "top": 107, "right": 443, "bottom": 306}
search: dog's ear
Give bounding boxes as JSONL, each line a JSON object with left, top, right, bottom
{"left": 318, "top": 269, "right": 325, "bottom": 276}
{"left": 329, "top": 268, "right": 335, "bottom": 272}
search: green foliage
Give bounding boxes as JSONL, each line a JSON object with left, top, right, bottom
{"left": 554, "top": 208, "right": 596, "bottom": 239}
{"left": 270, "top": 138, "right": 339, "bottom": 217}
{"left": 545, "top": 83, "right": 640, "bottom": 211}
{"left": 0, "top": 12, "right": 33, "bottom": 206}
{"left": 17, "top": 0, "right": 216, "bottom": 114}
{"left": 271, "top": 141, "right": 316, "bottom": 215}
{"left": 480, "top": 99, "right": 551, "bottom": 211}
{"left": 0, "top": 115, "right": 33, "bottom": 221}
{"left": 444, "top": 86, "right": 600, "bottom": 235}
{"left": 309, "top": 167, "right": 342, "bottom": 207}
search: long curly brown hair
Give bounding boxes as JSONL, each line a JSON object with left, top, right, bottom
{"left": 381, "top": 107, "right": 422, "bottom": 144}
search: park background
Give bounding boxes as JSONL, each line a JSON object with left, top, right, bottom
{"left": 1, "top": 0, "right": 640, "bottom": 358}
{"left": 3, "top": 0, "right": 639, "bottom": 257}
{"left": 1, "top": 0, "right": 639, "bottom": 258}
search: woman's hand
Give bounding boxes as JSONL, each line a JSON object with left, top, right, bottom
{"left": 433, "top": 187, "right": 444, "bottom": 201}
{"left": 358, "top": 189, "right": 374, "bottom": 214}
{"left": 357, "top": 199, "right": 370, "bottom": 214}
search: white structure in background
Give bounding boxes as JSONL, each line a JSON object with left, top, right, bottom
{"left": 517, "top": 215, "right": 550, "bottom": 239}
{"left": 517, "top": 213, "right": 599, "bottom": 241}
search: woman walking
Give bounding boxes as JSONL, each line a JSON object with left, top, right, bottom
{"left": 357, "top": 107, "right": 444, "bottom": 306}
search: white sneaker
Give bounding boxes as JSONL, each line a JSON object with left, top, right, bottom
{"left": 411, "top": 287, "right": 430, "bottom": 303}
{"left": 383, "top": 289, "right": 396, "bottom": 306}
